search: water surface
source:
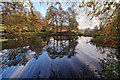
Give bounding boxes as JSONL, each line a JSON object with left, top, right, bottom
{"left": 0, "top": 36, "right": 118, "bottom": 79}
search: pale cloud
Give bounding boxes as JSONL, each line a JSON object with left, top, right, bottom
{"left": 74, "top": 2, "right": 100, "bottom": 29}
{"left": 23, "top": 0, "right": 31, "bottom": 12}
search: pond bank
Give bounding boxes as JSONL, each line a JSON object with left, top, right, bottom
{"left": 1, "top": 31, "right": 118, "bottom": 49}
{"left": 1, "top": 31, "right": 82, "bottom": 40}
{"left": 90, "top": 36, "right": 118, "bottom": 48}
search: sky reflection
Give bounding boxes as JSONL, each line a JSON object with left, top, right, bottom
{"left": 1, "top": 36, "right": 118, "bottom": 78}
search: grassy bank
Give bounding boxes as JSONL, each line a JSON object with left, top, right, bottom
{"left": 37, "top": 31, "right": 81, "bottom": 36}
{"left": 90, "top": 36, "right": 118, "bottom": 48}
{"left": 0, "top": 39, "right": 8, "bottom": 42}
{"left": 1, "top": 31, "right": 81, "bottom": 42}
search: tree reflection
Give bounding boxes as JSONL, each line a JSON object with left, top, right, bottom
{"left": 2, "top": 36, "right": 49, "bottom": 69}
{"left": 1, "top": 36, "right": 78, "bottom": 69}
{"left": 45, "top": 36, "right": 78, "bottom": 59}
{"left": 91, "top": 44, "right": 119, "bottom": 79}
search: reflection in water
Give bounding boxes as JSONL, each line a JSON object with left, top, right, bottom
{"left": 46, "top": 36, "right": 78, "bottom": 59}
{"left": 1, "top": 36, "right": 78, "bottom": 69}
{"left": 91, "top": 44, "right": 119, "bottom": 79}
{"left": 1, "top": 36, "right": 118, "bottom": 79}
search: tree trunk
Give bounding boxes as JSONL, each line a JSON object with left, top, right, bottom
{"left": 18, "top": 27, "right": 21, "bottom": 36}
{"left": 68, "top": 19, "right": 71, "bottom": 32}
{"left": 56, "top": 21, "right": 58, "bottom": 33}
{"left": 35, "top": 28, "right": 37, "bottom": 33}
{"left": 117, "top": 3, "right": 120, "bottom": 59}
{"left": 60, "top": 21, "right": 63, "bottom": 32}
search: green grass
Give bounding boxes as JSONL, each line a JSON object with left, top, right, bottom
{"left": 0, "top": 39, "right": 8, "bottom": 42}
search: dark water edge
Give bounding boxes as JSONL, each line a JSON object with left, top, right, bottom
{"left": 0, "top": 36, "right": 119, "bottom": 79}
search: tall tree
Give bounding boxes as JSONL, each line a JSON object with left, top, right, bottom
{"left": 27, "top": 11, "right": 42, "bottom": 32}
{"left": 58, "top": 3, "right": 66, "bottom": 32}
{"left": 46, "top": 3, "right": 60, "bottom": 33}
{"left": 66, "top": 7, "right": 79, "bottom": 32}
{"left": 2, "top": 2, "right": 30, "bottom": 36}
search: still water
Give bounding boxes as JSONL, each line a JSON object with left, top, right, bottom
{"left": 0, "top": 36, "right": 118, "bottom": 79}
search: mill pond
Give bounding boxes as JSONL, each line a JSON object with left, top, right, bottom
{"left": 1, "top": 1, "right": 120, "bottom": 79}
{"left": 1, "top": 36, "right": 119, "bottom": 79}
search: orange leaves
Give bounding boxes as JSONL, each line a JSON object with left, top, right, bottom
{"left": 87, "top": 2, "right": 93, "bottom": 7}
